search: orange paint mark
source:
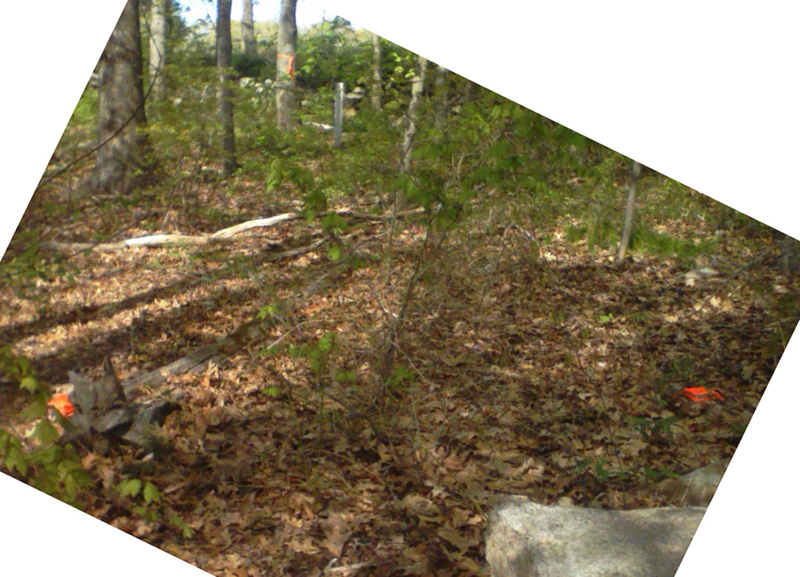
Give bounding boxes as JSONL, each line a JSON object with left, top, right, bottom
{"left": 681, "top": 387, "right": 724, "bottom": 402}
{"left": 48, "top": 393, "right": 74, "bottom": 418}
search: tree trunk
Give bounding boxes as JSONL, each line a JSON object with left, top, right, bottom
{"left": 94, "top": 0, "right": 155, "bottom": 195}
{"left": 148, "top": 0, "right": 168, "bottom": 100}
{"left": 433, "top": 64, "right": 448, "bottom": 130}
{"left": 401, "top": 55, "right": 428, "bottom": 173}
{"left": 462, "top": 78, "right": 477, "bottom": 105}
{"left": 216, "top": 0, "right": 237, "bottom": 176}
{"left": 241, "top": 0, "right": 257, "bottom": 57}
{"left": 775, "top": 231, "right": 800, "bottom": 273}
{"left": 276, "top": 0, "right": 298, "bottom": 133}
{"left": 616, "top": 160, "right": 642, "bottom": 264}
{"left": 370, "top": 32, "right": 382, "bottom": 111}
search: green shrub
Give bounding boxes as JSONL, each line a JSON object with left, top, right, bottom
{"left": 0, "top": 348, "right": 93, "bottom": 507}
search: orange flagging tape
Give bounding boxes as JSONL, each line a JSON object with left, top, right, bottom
{"left": 681, "top": 386, "right": 724, "bottom": 402}
{"left": 276, "top": 53, "right": 296, "bottom": 75}
{"left": 47, "top": 393, "right": 75, "bottom": 418}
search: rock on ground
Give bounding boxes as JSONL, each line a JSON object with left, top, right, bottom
{"left": 485, "top": 498, "right": 706, "bottom": 577}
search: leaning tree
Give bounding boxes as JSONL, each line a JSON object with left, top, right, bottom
{"left": 94, "top": 0, "right": 156, "bottom": 195}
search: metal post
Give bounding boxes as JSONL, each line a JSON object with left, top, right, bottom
{"left": 334, "top": 82, "right": 344, "bottom": 147}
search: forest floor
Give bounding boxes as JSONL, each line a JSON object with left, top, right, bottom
{"left": 2, "top": 164, "right": 798, "bottom": 576}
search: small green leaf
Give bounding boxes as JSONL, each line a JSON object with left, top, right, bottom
{"left": 22, "top": 400, "right": 48, "bottom": 421}
{"left": 327, "top": 245, "right": 342, "bottom": 261}
{"left": 33, "top": 420, "right": 59, "bottom": 445}
{"left": 303, "top": 188, "right": 328, "bottom": 217}
{"left": 169, "top": 513, "right": 194, "bottom": 539}
{"left": 257, "top": 304, "right": 277, "bottom": 320}
{"left": 318, "top": 332, "right": 335, "bottom": 352}
{"left": 5, "top": 445, "right": 28, "bottom": 476}
{"left": 62, "top": 472, "right": 80, "bottom": 499}
{"left": 321, "top": 213, "right": 348, "bottom": 234}
{"left": 143, "top": 481, "right": 161, "bottom": 504}
{"left": 266, "top": 158, "right": 284, "bottom": 192}
{"left": 117, "top": 478, "right": 142, "bottom": 499}
{"left": 335, "top": 371, "right": 357, "bottom": 384}
{"left": 20, "top": 376, "right": 40, "bottom": 393}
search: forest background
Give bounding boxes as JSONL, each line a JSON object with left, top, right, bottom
{"left": 1, "top": 1, "right": 800, "bottom": 576}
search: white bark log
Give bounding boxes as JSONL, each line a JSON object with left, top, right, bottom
{"left": 39, "top": 209, "right": 423, "bottom": 252}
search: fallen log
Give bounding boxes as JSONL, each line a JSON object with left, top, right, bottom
{"left": 54, "top": 237, "right": 354, "bottom": 449}
{"left": 40, "top": 234, "right": 214, "bottom": 252}
{"left": 60, "top": 358, "right": 179, "bottom": 452}
{"left": 119, "top": 239, "right": 326, "bottom": 393}
{"left": 38, "top": 208, "right": 424, "bottom": 252}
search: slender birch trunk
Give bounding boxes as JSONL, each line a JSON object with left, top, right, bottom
{"left": 401, "top": 55, "right": 428, "bottom": 173}
{"left": 616, "top": 160, "right": 642, "bottom": 264}
{"left": 148, "top": 0, "right": 168, "bottom": 100}
{"left": 370, "top": 33, "right": 382, "bottom": 111}
{"left": 433, "top": 64, "right": 448, "bottom": 130}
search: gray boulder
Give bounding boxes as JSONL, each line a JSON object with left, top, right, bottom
{"left": 486, "top": 498, "right": 706, "bottom": 577}
{"left": 649, "top": 459, "right": 730, "bottom": 507}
